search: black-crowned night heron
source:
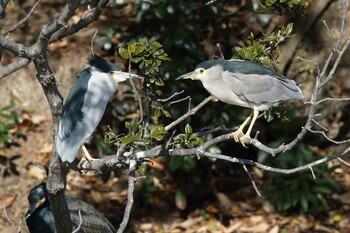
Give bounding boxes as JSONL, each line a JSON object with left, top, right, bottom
{"left": 26, "top": 183, "right": 116, "bottom": 233}
{"left": 56, "top": 54, "right": 139, "bottom": 163}
{"left": 177, "top": 59, "right": 303, "bottom": 147}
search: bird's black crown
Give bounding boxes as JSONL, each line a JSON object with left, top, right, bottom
{"left": 89, "top": 54, "right": 120, "bottom": 73}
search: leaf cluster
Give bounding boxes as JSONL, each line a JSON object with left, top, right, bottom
{"left": 0, "top": 99, "right": 25, "bottom": 150}
{"left": 232, "top": 23, "right": 293, "bottom": 68}
{"left": 175, "top": 124, "right": 204, "bottom": 149}
{"left": 105, "top": 120, "right": 168, "bottom": 148}
{"left": 119, "top": 37, "right": 170, "bottom": 93}
{"left": 258, "top": 0, "right": 308, "bottom": 15}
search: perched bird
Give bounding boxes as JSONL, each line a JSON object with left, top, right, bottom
{"left": 56, "top": 54, "right": 140, "bottom": 163}
{"left": 26, "top": 183, "right": 116, "bottom": 233}
{"left": 177, "top": 59, "right": 303, "bottom": 147}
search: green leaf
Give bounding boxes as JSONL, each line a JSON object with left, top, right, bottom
{"left": 155, "top": 78, "right": 164, "bottom": 86}
{"left": 134, "top": 45, "right": 145, "bottom": 55}
{"left": 125, "top": 121, "right": 132, "bottom": 131}
{"left": 151, "top": 41, "right": 163, "bottom": 50}
{"left": 185, "top": 124, "right": 192, "bottom": 134}
{"left": 285, "top": 23, "right": 293, "bottom": 35}
{"left": 120, "top": 136, "right": 134, "bottom": 144}
{"left": 175, "top": 190, "right": 187, "bottom": 211}
{"left": 119, "top": 48, "right": 130, "bottom": 60}
{"left": 161, "top": 109, "right": 171, "bottom": 118}
{"left": 131, "top": 57, "right": 143, "bottom": 63}
{"left": 153, "top": 109, "right": 162, "bottom": 118}
{"left": 127, "top": 42, "right": 136, "bottom": 55}
{"left": 150, "top": 125, "right": 167, "bottom": 141}
{"left": 312, "top": 186, "right": 331, "bottom": 195}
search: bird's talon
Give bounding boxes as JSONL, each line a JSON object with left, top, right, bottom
{"left": 238, "top": 135, "right": 250, "bottom": 148}
{"left": 228, "top": 130, "right": 244, "bottom": 142}
{"left": 77, "top": 159, "right": 101, "bottom": 176}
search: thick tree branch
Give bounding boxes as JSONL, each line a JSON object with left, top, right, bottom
{"left": 83, "top": 133, "right": 350, "bottom": 176}
{"left": 49, "top": 0, "right": 110, "bottom": 43}
{"left": 33, "top": 0, "right": 81, "bottom": 52}
{"left": 0, "top": 58, "right": 30, "bottom": 80}
{"left": 0, "top": 37, "right": 32, "bottom": 58}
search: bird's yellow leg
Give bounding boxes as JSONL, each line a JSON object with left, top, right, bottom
{"left": 82, "top": 145, "right": 96, "bottom": 161}
{"left": 78, "top": 145, "right": 98, "bottom": 170}
{"left": 238, "top": 109, "right": 259, "bottom": 147}
{"left": 228, "top": 111, "right": 253, "bottom": 142}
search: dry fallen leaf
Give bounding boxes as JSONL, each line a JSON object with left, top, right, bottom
{"left": 38, "top": 143, "right": 52, "bottom": 154}
{"left": 3, "top": 194, "right": 17, "bottom": 208}
{"left": 31, "top": 115, "right": 47, "bottom": 125}
{"left": 90, "top": 190, "right": 103, "bottom": 203}
{"left": 28, "top": 164, "right": 47, "bottom": 181}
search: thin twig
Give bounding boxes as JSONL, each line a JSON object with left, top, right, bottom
{"left": 308, "top": 128, "right": 350, "bottom": 144}
{"left": 309, "top": 166, "right": 316, "bottom": 179}
{"left": 3, "top": 0, "right": 44, "bottom": 36}
{"left": 337, "top": 158, "right": 350, "bottom": 167}
{"left": 165, "top": 96, "right": 211, "bottom": 131}
{"left": 72, "top": 210, "right": 82, "bottom": 233}
{"left": 315, "top": 97, "right": 350, "bottom": 105}
{"left": 163, "top": 96, "right": 191, "bottom": 107}
{"left": 127, "top": 59, "right": 143, "bottom": 124}
{"left": 312, "top": 119, "right": 328, "bottom": 131}
{"left": 322, "top": 19, "right": 336, "bottom": 43}
{"left": 2, "top": 202, "right": 21, "bottom": 233}
{"left": 320, "top": 36, "right": 350, "bottom": 87}
{"left": 242, "top": 165, "right": 262, "bottom": 196}
{"left": 157, "top": 91, "right": 185, "bottom": 102}
{"left": 216, "top": 43, "right": 224, "bottom": 59}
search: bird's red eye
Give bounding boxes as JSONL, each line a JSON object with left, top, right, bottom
{"left": 199, "top": 69, "right": 204, "bottom": 73}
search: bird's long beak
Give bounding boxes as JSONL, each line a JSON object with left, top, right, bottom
{"left": 176, "top": 70, "right": 199, "bottom": 80}
{"left": 26, "top": 197, "right": 46, "bottom": 216}
{"left": 112, "top": 71, "right": 141, "bottom": 82}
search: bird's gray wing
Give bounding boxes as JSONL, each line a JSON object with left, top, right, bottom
{"left": 66, "top": 197, "right": 116, "bottom": 233}
{"left": 222, "top": 70, "right": 302, "bottom": 104}
{"left": 58, "top": 69, "right": 91, "bottom": 140}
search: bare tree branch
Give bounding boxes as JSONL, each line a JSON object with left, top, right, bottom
{"left": 0, "top": 58, "right": 30, "bottom": 80}
{"left": 82, "top": 134, "right": 350, "bottom": 179}
{"left": 117, "top": 160, "right": 137, "bottom": 233}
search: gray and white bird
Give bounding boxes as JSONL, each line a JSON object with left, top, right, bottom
{"left": 56, "top": 54, "right": 139, "bottom": 163}
{"left": 177, "top": 59, "right": 303, "bottom": 147}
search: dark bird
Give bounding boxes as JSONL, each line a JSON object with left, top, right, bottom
{"left": 26, "top": 183, "right": 116, "bottom": 233}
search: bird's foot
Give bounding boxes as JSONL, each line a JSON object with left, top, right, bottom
{"left": 228, "top": 130, "right": 250, "bottom": 148}
{"left": 77, "top": 157, "right": 100, "bottom": 176}
{"left": 237, "top": 134, "right": 250, "bottom": 148}
{"left": 228, "top": 130, "right": 244, "bottom": 142}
